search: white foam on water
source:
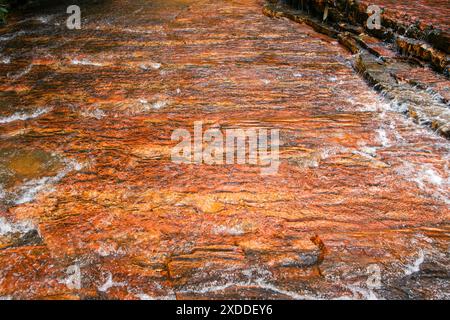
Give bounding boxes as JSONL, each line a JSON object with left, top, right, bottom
{"left": 149, "top": 62, "right": 161, "bottom": 70}
{"left": 424, "top": 87, "right": 446, "bottom": 104}
{"left": 357, "top": 102, "right": 378, "bottom": 112}
{"left": 328, "top": 76, "right": 338, "bottom": 82}
{"left": 8, "top": 64, "right": 32, "bottom": 80}
{"left": 136, "top": 293, "right": 176, "bottom": 300}
{"left": 0, "top": 56, "right": 11, "bottom": 64}
{"left": 98, "top": 273, "right": 126, "bottom": 292}
{"left": 80, "top": 108, "right": 106, "bottom": 119}
{"left": 17, "top": 14, "right": 55, "bottom": 25}
{"left": 178, "top": 266, "right": 317, "bottom": 300}
{"left": 132, "top": 7, "right": 144, "bottom": 15}
{"left": 123, "top": 28, "right": 156, "bottom": 35}
{"left": 71, "top": 59, "right": 103, "bottom": 67}
{"left": 34, "top": 15, "right": 53, "bottom": 24}
{"left": 134, "top": 98, "right": 169, "bottom": 112}
{"left": 179, "top": 280, "right": 248, "bottom": 295}
{"left": 398, "top": 161, "right": 445, "bottom": 190}
{"left": 261, "top": 79, "right": 271, "bottom": 85}
{"left": 150, "top": 100, "right": 168, "bottom": 110}
{"left": 353, "top": 141, "right": 379, "bottom": 159}
{"left": 97, "top": 243, "right": 125, "bottom": 257}
{"left": 376, "top": 128, "right": 391, "bottom": 147}
{"left": 253, "top": 279, "right": 320, "bottom": 300}
{"left": 0, "top": 184, "right": 5, "bottom": 201}
{"left": 376, "top": 106, "right": 402, "bottom": 146}
{"left": 0, "top": 30, "right": 26, "bottom": 42}
{"left": 387, "top": 99, "right": 409, "bottom": 114}
{"left": 293, "top": 73, "right": 303, "bottom": 78}
{"left": 319, "top": 145, "right": 347, "bottom": 159}
{"left": 241, "top": 266, "right": 272, "bottom": 280}
{"left": 0, "top": 217, "right": 35, "bottom": 236}
{"left": 0, "top": 107, "right": 51, "bottom": 124}
{"left": 179, "top": 278, "right": 319, "bottom": 300}
{"left": 139, "top": 62, "right": 162, "bottom": 71}
{"left": 212, "top": 225, "right": 244, "bottom": 236}
{"left": 359, "top": 146, "right": 378, "bottom": 158}
{"left": 422, "top": 169, "right": 444, "bottom": 186}
{"left": 396, "top": 161, "right": 449, "bottom": 204}
{"left": 345, "top": 284, "right": 380, "bottom": 300}
{"left": 59, "top": 264, "right": 82, "bottom": 290}
{"left": 404, "top": 250, "right": 425, "bottom": 276}
{"left": 414, "top": 233, "right": 433, "bottom": 244}
{"left": 13, "top": 158, "right": 83, "bottom": 205}
{"left": 14, "top": 176, "right": 55, "bottom": 205}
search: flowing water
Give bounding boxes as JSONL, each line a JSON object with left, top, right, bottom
{"left": 0, "top": 0, "right": 448, "bottom": 299}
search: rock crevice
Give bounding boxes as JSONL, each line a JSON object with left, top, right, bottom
{"left": 264, "top": 1, "right": 450, "bottom": 138}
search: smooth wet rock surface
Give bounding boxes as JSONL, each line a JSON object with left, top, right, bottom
{"left": 0, "top": 0, "right": 448, "bottom": 299}
{"left": 266, "top": 1, "right": 450, "bottom": 137}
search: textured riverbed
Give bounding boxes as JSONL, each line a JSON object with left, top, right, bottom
{"left": 0, "top": 0, "right": 448, "bottom": 299}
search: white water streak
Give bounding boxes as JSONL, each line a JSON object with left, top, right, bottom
{"left": 0, "top": 107, "right": 51, "bottom": 124}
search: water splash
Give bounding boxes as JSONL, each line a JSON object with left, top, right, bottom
{"left": 0, "top": 56, "right": 11, "bottom": 64}
{"left": 71, "top": 59, "right": 104, "bottom": 67}
{"left": 12, "top": 158, "right": 83, "bottom": 205}
{"left": 376, "top": 128, "right": 391, "bottom": 147}
{"left": 140, "top": 62, "right": 162, "bottom": 70}
{"left": 0, "top": 217, "right": 36, "bottom": 236}
{"left": 98, "top": 273, "right": 126, "bottom": 292}
{"left": 7, "top": 64, "right": 32, "bottom": 80}
{"left": 404, "top": 250, "right": 425, "bottom": 276}
{"left": 136, "top": 293, "right": 176, "bottom": 300}
{"left": 396, "top": 161, "right": 449, "bottom": 204}
{"left": 0, "top": 31, "right": 26, "bottom": 42}
{"left": 80, "top": 108, "right": 106, "bottom": 119}
{"left": 345, "top": 283, "right": 380, "bottom": 300}
{"left": 59, "top": 264, "right": 82, "bottom": 290}
{"left": 212, "top": 225, "right": 244, "bottom": 236}
{"left": 97, "top": 243, "right": 125, "bottom": 257}
{"left": 0, "top": 107, "right": 51, "bottom": 124}
{"left": 149, "top": 100, "right": 168, "bottom": 110}
{"left": 178, "top": 278, "right": 320, "bottom": 299}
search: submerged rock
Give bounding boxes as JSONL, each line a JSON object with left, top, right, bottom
{"left": 265, "top": 1, "right": 450, "bottom": 138}
{"left": 0, "top": 148, "right": 81, "bottom": 207}
{"left": 0, "top": 0, "right": 447, "bottom": 300}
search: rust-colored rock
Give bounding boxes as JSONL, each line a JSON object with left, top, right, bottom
{"left": 0, "top": 0, "right": 449, "bottom": 300}
{"left": 277, "top": 0, "right": 449, "bottom": 74}
{"left": 265, "top": 2, "right": 450, "bottom": 138}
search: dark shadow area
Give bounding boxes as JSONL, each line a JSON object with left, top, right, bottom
{"left": 1, "top": 0, "right": 110, "bottom": 23}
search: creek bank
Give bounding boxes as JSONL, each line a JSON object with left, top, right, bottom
{"left": 264, "top": 1, "right": 450, "bottom": 138}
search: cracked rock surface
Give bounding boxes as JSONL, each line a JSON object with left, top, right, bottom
{"left": 0, "top": 0, "right": 448, "bottom": 299}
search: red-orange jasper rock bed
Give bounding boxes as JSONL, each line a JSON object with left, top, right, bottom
{"left": 0, "top": 0, "right": 448, "bottom": 299}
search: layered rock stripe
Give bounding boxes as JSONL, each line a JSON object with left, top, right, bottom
{"left": 0, "top": 0, "right": 448, "bottom": 299}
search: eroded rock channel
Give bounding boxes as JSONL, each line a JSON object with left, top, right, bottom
{"left": 0, "top": 0, "right": 448, "bottom": 299}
